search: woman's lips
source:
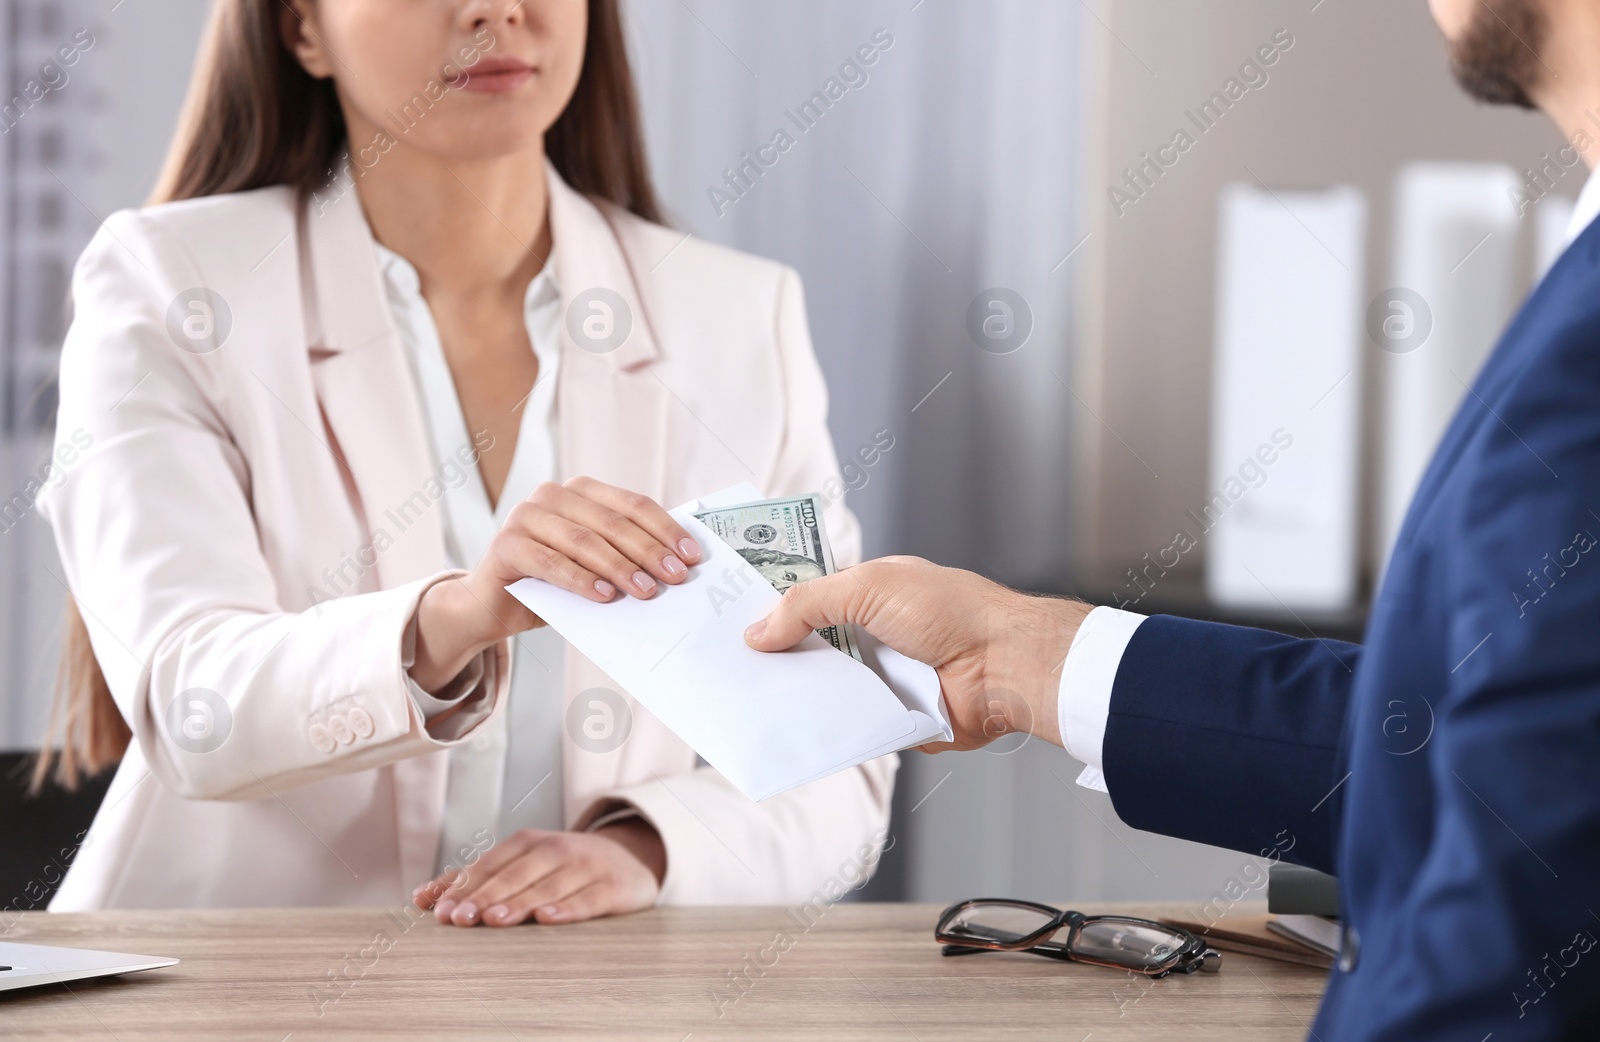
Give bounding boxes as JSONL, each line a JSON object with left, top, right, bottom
{"left": 457, "top": 59, "right": 536, "bottom": 93}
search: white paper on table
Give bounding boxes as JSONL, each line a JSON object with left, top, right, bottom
{"left": 505, "top": 486, "right": 952, "bottom": 800}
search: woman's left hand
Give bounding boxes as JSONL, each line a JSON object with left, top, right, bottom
{"left": 414, "top": 820, "right": 665, "bottom": 927}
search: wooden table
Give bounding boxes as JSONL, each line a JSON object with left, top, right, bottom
{"left": 0, "top": 903, "right": 1326, "bottom": 1040}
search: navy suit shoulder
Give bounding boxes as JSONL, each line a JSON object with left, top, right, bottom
{"left": 1103, "top": 218, "right": 1600, "bottom": 1039}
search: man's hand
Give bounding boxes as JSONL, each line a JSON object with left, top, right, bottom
{"left": 743, "top": 556, "right": 1090, "bottom": 751}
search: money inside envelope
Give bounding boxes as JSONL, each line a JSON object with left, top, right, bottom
{"left": 692, "top": 493, "right": 863, "bottom": 662}
{"left": 505, "top": 484, "right": 951, "bottom": 799}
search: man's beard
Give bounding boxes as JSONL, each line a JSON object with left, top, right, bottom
{"left": 1446, "top": 0, "right": 1547, "bottom": 109}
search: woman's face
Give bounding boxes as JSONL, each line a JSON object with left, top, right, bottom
{"left": 283, "top": 0, "right": 588, "bottom": 163}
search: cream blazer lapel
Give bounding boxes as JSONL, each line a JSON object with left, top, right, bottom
{"left": 547, "top": 167, "right": 675, "bottom": 807}
{"left": 548, "top": 167, "right": 671, "bottom": 500}
{"left": 300, "top": 182, "right": 453, "bottom": 884}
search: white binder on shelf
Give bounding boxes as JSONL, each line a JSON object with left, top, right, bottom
{"left": 1534, "top": 193, "right": 1577, "bottom": 283}
{"left": 1376, "top": 164, "right": 1521, "bottom": 576}
{"left": 1206, "top": 184, "right": 1368, "bottom": 614}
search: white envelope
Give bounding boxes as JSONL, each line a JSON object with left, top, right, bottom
{"left": 505, "top": 486, "right": 951, "bottom": 800}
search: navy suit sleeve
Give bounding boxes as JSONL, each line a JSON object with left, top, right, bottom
{"left": 1101, "top": 615, "right": 1355, "bottom": 873}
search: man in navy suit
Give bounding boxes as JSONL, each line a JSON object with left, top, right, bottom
{"left": 747, "top": 0, "right": 1600, "bottom": 1037}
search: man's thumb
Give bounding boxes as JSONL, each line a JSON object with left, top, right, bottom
{"left": 744, "top": 577, "right": 838, "bottom": 652}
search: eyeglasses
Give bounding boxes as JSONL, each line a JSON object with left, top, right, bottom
{"left": 935, "top": 899, "right": 1221, "bottom": 978}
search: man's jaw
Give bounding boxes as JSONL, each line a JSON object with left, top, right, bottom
{"left": 1444, "top": 0, "right": 1547, "bottom": 110}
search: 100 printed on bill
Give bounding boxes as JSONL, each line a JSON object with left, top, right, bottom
{"left": 693, "top": 493, "right": 863, "bottom": 661}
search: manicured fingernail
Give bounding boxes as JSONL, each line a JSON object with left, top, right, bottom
{"left": 662, "top": 555, "right": 685, "bottom": 577}
{"left": 678, "top": 537, "right": 702, "bottom": 562}
{"left": 435, "top": 899, "right": 457, "bottom": 920}
{"left": 633, "top": 571, "right": 656, "bottom": 594}
{"left": 454, "top": 902, "right": 478, "bottom": 925}
{"left": 745, "top": 619, "right": 766, "bottom": 642}
{"left": 486, "top": 904, "right": 510, "bottom": 923}
{"left": 594, "top": 579, "right": 616, "bottom": 598}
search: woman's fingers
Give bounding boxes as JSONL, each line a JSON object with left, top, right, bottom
{"left": 481, "top": 865, "right": 591, "bottom": 927}
{"left": 528, "top": 511, "right": 668, "bottom": 598}
{"left": 413, "top": 862, "right": 474, "bottom": 911}
{"left": 532, "top": 880, "right": 614, "bottom": 924}
{"left": 412, "top": 876, "right": 451, "bottom": 909}
{"left": 494, "top": 526, "right": 620, "bottom": 603}
{"left": 500, "top": 480, "right": 702, "bottom": 600}
{"left": 531, "top": 482, "right": 686, "bottom": 591}
{"left": 413, "top": 830, "right": 540, "bottom": 914}
{"left": 447, "top": 845, "right": 567, "bottom": 926}
{"left": 564, "top": 476, "right": 703, "bottom": 568}
{"left": 556, "top": 488, "right": 697, "bottom": 587}
{"left": 429, "top": 828, "right": 661, "bottom": 927}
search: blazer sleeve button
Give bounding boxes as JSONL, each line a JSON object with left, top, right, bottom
{"left": 348, "top": 707, "right": 375, "bottom": 738}
{"left": 330, "top": 715, "right": 355, "bottom": 745}
{"left": 308, "top": 723, "right": 336, "bottom": 754}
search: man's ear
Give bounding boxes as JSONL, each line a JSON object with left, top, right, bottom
{"left": 279, "top": 0, "right": 335, "bottom": 79}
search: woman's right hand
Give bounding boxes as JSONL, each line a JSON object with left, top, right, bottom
{"left": 410, "top": 476, "right": 702, "bottom": 692}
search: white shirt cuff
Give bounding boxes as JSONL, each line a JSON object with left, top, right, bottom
{"left": 405, "top": 656, "right": 488, "bottom": 718}
{"left": 1058, "top": 606, "right": 1146, "bottom": 793}
{"left": 400, "top": 610, "right": 494, "bottom": 729}
{"left": 584, "top": 806, "right": 644, "bottom": 833}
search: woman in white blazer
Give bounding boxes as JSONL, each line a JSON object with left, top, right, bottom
{"left": 33, "top": 0, "right": 895, "bottom": 926}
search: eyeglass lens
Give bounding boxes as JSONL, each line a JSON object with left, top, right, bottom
{"left": 1072, "top": 919, "right": 1184, "bottom": 970}
{"left": 942, "top": 903, "right": 1057, "bottom": 946}
{"left": 947, "top": 904, "right": 1188, "bottom": 971}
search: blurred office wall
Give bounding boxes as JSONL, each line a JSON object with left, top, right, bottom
{"left": 626, "top": 0, "right": 1089, "bottom": 588}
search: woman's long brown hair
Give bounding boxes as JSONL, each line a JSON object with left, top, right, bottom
{"left": 35, "top": 0, "right": 661, "bottom": 790}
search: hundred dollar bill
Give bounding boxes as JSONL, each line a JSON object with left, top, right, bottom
{"left": 693, "top": 492, "right": 862, "bottom": 661}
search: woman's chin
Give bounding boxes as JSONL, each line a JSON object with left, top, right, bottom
{"left": 392, "top": 126, "right": 551, "bottom": 167}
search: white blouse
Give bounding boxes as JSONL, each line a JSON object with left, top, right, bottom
{"left": 375, "top": 242, "right": 568, "bottom": 871}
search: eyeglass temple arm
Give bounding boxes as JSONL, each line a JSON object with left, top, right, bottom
{"left": 939, "top": 943, "right": 1076, "bottom": 962}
